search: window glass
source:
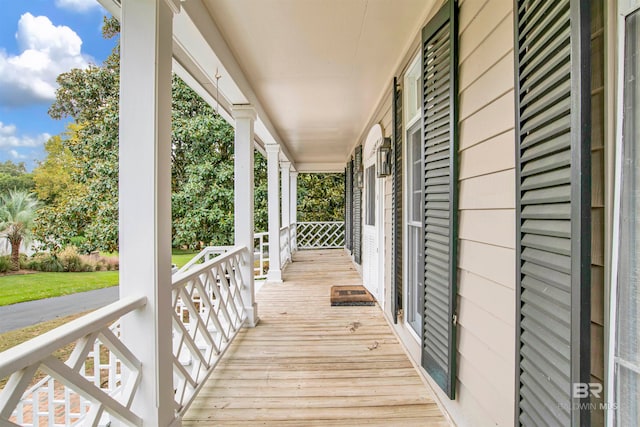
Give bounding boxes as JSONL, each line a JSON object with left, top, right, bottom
{"left": 615, "top": 8, "right": 640, "bottom": 426}
{"left": 365, "top": 166, "right": 375, "bottom": 226}
{"left": 408, "top": 125, "right": 422, "bottom": 223}
{"left": 404, "top": 56, "right": 421, "bottom": 125}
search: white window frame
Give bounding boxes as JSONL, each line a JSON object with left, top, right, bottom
{"left": 403, "top": 52, "right": 423, "bottom": 341}
{"left": 607, "top": 1, "right": 640, "bottom": 424}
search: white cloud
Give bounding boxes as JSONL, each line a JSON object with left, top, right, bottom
{"left": 0, "top": 122, "right": 50, "bottom": 149}
{"left": 9, "top": 150, "right": 27, "bottom": 160}
{"left": 0, "top": 13, "right": 92, "bottom": 107}
{"left": 55, "top": 0, "right": 101, "bottom": 13}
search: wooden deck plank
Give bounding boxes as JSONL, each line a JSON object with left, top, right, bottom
{"left": 183, "top": 249, "right": 450, "bottom": 426}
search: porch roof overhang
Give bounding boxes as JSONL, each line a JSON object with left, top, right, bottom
{"left": 102, "top": 0, "right": 439, "bottom": 172}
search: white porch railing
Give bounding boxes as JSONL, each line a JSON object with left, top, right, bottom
{"left": 176, "top": 233, "right": 269, "bottom": 280}
{"left": 289, "top": 222, "right": 297, "bottom": 252}
{"left": 253, "top": 232, "right": 269, "bottom": 279}
{"left": 279, "top": 226, "right": 291, "bottom": 266}
{"left": 176, "top": 246, "right": 233, "bottom": 275}
{"left": 296, "top": 221, "right": 345, "bottom": 249}
{"left": 0, "top": 296, "right": 147, "bottom": 426}
{"left": 171, "top": 246, "right": 248, "bottom": 416}
{"left": 1, "top": 246, "right": 252, "bottom": 425}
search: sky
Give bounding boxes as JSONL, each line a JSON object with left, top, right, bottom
{"left": 0, "top": 0, "right": 115, "bottom": 170}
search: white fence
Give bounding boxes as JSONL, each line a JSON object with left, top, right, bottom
{"left": 177, "top": 233, "right": 269, "bottom": 280}
{"left": 296, "top": 221, "right": 345, "bottom": 249}
{"left": 1, "top": 246, "right": 251, "bottom": 426}
{"left": 0, "top": 297, "right": 147, "bottom": 426}
{"left": 279, "top": 226, "right": 291, "bottom": 266}
{"left": 289, "top": 223, "right": 297, "bottom": 252}
{"left": 171, "top": 246, "right": 248, "bottom": 415}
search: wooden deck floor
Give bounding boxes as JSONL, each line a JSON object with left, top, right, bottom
{"left": 183, "top": 249, "right": 450, "bottom": 426}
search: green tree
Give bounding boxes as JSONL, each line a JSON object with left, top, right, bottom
{"left": 35, "top": 16, "right": 268, "bottom": 251}
{"left": 297, "top": 173, "right": 345, "bottom": 222}
{"left": 33, "top": 16, "right": 121, "bottom": 253}
{"left": 0, "top": 161, "right": 34, "bottom": 194}
{"left": 32, "top": 134, "right": 81, "bottom": 204}
{"left": 170, "top": 76, "right": 268, "bottom": 247}
{"left": 0, "top": 191, "right": 39, "bottom": 269}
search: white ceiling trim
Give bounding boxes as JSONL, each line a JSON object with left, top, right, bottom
{"left": 98, "top": 0, "right": 293, "bottom": 166}
{"left": 296, "top": 163, "right": 345, "bottom": 173}
{"left": 179, "top": 0, "right": 296, "bottom": 166}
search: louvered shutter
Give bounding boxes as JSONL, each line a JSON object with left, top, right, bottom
{"left": 514, "top": 1, "right": 592, "bottom": 425}
{"left": 353, "top": 146, "right": 363, "bottom": 264}
{"left": 421, "top": 0, "right": 458, "bottom": 399}
{"left": 392, "top": 77, "right": 403, "bottom": 323}
{"left": 345, "top": 162, "right": 353, "bottom": 252}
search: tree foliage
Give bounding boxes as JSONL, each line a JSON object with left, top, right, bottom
{"left": 34, "top": 16, "right": 268, "bottom": 252}
{"left": 170, "top": 76, "right": 267, "bottom": 248}
{"left": 297, "top": 173, "right": 344, "bottom": 222}
{"left": 34, "top": 24, "right": 120, "bottom": 252}
{"left": 0, "top": 161, "right": 34, "bottom": 194}
{"left": 0, "top": 190, "right": 39, "bottom": 269}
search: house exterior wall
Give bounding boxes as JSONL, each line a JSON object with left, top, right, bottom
{"left": 350, "top": 1, "right": 518, "bottom": 426}
{"left": 455, "top": 1, "right": 515, "bottom": 425}
{"left": 346, "top": 1, "right": 617, "bottom": 426}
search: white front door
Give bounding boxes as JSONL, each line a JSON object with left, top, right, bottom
{"left": 362, "top": 163, "right": 383, "bottom": 301}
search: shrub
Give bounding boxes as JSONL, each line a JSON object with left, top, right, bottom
{"left": 59, "top": 246, "right": 84, "bottom": 272}
{"left": 24, "top": 247, "right": 118, "bottom": 273}
{"left": 18, "top": 253, "right": 28, "bottom": 270}
{"left": 39, "top": 256, "right": 64, "bottom": 272}
{"left": 0, "top": 256, "right": 11, "bottom": 273}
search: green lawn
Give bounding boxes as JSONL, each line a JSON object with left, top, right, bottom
{"left": 0, "top": 271, "right": 119, "bottom": 307}
{"left": 0, "top": 249, "right": 200, "bottom": 307}
{"left": 171, "top": 249, "right": 199, "bottom": 268}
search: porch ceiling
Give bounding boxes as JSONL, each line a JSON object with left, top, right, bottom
{"left": 202, "top": 0, "right": 437, "bottom": 171}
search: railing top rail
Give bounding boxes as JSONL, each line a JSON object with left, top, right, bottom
{"left": 177, "top": 245, "right": 235, "bottom": 274}
{"left": 0, "top": 295, "right": 146, "bottom": 379}
{"left": 297, "top": 221, "right": 345, "bottom": 225}
{"left": 172, "top": 245, "right": 248, "bottom": 289}
{"left": 254, "top": 232, "right": 268, "bottom": 237}
{"left": 279, "top": 226, "right": 289, "bottom": 232}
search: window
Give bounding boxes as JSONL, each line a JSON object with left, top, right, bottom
{"left": 404, "top": 55, "right": 422, "bottom": 126}
{"left": 612, "top": 5, "right": 640, "bottom": 424}
{"left": 406, "top": 121, "right": 423, "bottom": 336}
{"left": 365, "top": 166, "right": 375, "bottom": 226}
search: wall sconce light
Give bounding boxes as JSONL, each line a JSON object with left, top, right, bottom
{"left": 376, "top": 137, "right": 392, "bottom": 177}
{"left": 356, "top": 168, "right": 364, "bottom": 189}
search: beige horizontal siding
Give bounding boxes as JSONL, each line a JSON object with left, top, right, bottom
{"left": 459, "top": 130, "right": 514, "bottom": 180}
{"left": 458, "top": 209, "right": 515, "bottom": 249}
{"left": 459, "top": 169, "right": 515, "bottom": 210}
{"left": 455, "top": 0, "right": 516, "bottom": 426}
{"left": 459, "top": 0, "right": 511, "bottom": 62}
{"left": 459, "top": 91, "right": 514, "bottom": 150}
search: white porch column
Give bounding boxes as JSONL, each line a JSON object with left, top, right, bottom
{"left": 280, "top": 161, "right": 291, "bottom": 228}
{"left": 232, "top": 105, "right": 258, "bottom": 327}
{"left": 265, "top": 144, "right": 282, "bottom": 282}
{"left": 290, "top": 172, "right": 298, "bottom": 223}
{"left": 290, "top": 171, "right": 298, "bottom": 252}
{"left": 118, "top": 0, "right": 174, "bottom": 424}
{"left": 280, "top": 161, "right": 291, "bottom": 261}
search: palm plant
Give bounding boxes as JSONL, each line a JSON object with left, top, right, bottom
{"left": 0, "top": 190, "right": 39, "bottom": 270}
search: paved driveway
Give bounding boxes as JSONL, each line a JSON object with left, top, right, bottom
{"left": 0, "top": 287, "right": 119, "bottom": 333}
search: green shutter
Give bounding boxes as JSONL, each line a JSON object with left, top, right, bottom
{"left": 420, "top": 0, "right": 458, "bottom": 399}
{"left": 345, "top": 162, "right": 353, "bottom": 252}
{"left": 514, "top": 0, "right": 592, "bottom": 425}
{"left": 353, "top": 146, "right": 363, "bottom": 265}
{"left": 392, "top": 77, "right": 403, "bottom": 323}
